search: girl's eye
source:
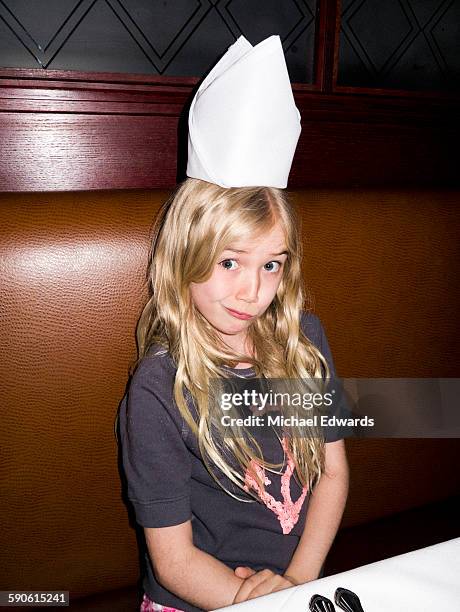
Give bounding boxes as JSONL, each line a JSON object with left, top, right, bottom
{"left": 264, "top": 261, "right": 282, "bottom": 273}
{"left": 219, "top": 259, "right": 238, "bottom": 270}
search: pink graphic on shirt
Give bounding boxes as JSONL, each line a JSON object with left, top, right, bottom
{"left": 243, "top": 436, "right": 309, "bottom": 534}
{"left": 140, "top": 593, "right": 185, "bottom": 612}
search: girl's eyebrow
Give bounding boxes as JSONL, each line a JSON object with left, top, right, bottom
{"left": 223, "top": 248, "right": 288, "bottom": 256}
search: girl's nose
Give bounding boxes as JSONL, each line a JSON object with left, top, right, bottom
{"left": 236, "top": 271, "right": 260, "bottom": 303}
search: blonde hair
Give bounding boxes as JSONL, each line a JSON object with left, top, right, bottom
{"left": 135, "top": 178, "right": 329, "bottom": 501}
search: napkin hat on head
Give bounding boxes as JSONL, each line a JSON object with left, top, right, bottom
{"left": 186, "top": 35, "right": 301, "bottom": 189}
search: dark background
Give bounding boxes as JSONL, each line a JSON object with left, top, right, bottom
{"left": 0, "top": 0, "right": 458, "bottom": 90}
{"left": 0, "top": 1, "right": 459, "bottom": 192}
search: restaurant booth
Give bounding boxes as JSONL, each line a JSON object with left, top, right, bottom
{"left": 1, "top": 34, "right": 460, "bottom": 612}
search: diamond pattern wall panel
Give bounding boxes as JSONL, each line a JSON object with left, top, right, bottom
{"left": 0, "top": 0, "right": 317, "bottom": 82}
{"left": 338, "top": 0, "right": 460, "bottom": 91}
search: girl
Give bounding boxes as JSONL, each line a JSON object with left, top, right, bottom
{"left": 119, "top": 178, "right": 349, "bottom": 612}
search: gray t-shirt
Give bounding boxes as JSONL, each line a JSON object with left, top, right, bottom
{"left": 119, "top": 312, "right": 341, "bottom": 612}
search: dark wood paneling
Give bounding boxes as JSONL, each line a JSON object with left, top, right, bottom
{"left": 0, "top": 68, "right": 459, "bottom": 191}
{"left": 314, "top": 0, "right": 341, "bottom": 93}
{"left": 0, "top": 112, "right": 180, "bottom": 191}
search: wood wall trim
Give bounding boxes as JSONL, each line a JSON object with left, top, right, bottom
{"left": 314, "top": 0, "right": 341, "bottom": 93}
{"left": 1, "top": 69, "right": 459, "bottom": 192}
{"left": 0, "top": 67, "right": 199, "bottom": 85}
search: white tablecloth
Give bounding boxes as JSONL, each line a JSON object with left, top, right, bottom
{"left": 213, "top": 538, "right": 460, "bottom": 611}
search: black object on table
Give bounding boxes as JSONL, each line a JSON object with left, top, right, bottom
{"left": 334, "top": 587, "right": 365, "bottom": 612}
{"left": 309, "top": 594, "right": 336, "bottom": 611}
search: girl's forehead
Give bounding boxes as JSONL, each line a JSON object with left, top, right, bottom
{"left": 222, "top": 223, "right": 287, "bottom": 253}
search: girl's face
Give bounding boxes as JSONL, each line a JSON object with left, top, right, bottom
{"left": 190, "top": 222, "right": 288, "bottom": 352}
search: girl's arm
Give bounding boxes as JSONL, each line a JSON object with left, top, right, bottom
{"left": 145, "top": 521, "right": 247, "bottom": 610}
{"left": 283, "top": 439, "right": 349, "bottom": 584}
{"left": 147, "top": 522, "right": 298, "bottom": 608}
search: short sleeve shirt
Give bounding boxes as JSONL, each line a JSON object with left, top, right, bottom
{"left": 118, "top": 312, "right": 341, "bottom": 612}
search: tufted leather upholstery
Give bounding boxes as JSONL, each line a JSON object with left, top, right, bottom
{"left": 1, "top": 188, "right": 459, "bottom": 609}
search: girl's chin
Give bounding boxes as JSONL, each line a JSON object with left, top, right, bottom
{"left": 214, "top": 321, "right": 250, "bottom": 336}
{"left": 220, "top": 324, "right": 248, "bottom": 335}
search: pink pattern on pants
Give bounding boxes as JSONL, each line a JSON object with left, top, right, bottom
{"left": 140, "top": 592, "right": 186, "bottom": 612}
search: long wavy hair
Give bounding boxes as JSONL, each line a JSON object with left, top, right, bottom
{"left": 134, "top": 178, "right": 330, "bottom": 501}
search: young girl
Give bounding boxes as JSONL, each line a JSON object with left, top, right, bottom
{"left": 119, "top": 178, "right": 349, "bottom": 612}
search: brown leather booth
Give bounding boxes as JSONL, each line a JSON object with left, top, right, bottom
{"left": 1, "top": 188, "right": 460, "bottom": 611}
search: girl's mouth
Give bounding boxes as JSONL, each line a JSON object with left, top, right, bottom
{"left": 224, "top": 307, "right": 254, "bottom": 320}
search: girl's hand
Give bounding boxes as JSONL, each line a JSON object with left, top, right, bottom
{"left": 232, "top": 568, "right": 297, "bottom": 604}
{"left": 234, "top": 566, "right": 256, "bottom": 579}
